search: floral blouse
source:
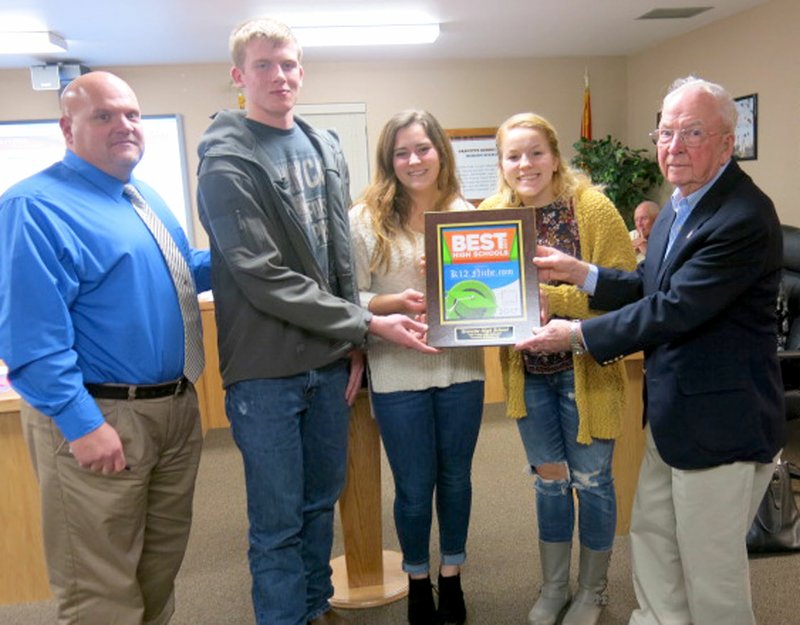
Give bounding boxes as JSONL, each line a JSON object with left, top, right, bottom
{"left": 524, "top": 197, "right": 582, "bottom": 375}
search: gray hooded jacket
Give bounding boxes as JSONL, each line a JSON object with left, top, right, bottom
{"left": 197, "top": 110, "right": 370, "bottom": 386}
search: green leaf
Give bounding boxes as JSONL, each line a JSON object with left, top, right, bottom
{"left": 571, "top": 134, "right": 664, "bottom": 229}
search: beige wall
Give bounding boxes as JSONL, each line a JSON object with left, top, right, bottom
{"left": 627, "top": 0, "right": 798, "bottom": 223}
{"left": 0, "top": 0, "right": 795, "bottom": 243}
{"left": 0, "top": 58, "right": 626, "bottom": 245}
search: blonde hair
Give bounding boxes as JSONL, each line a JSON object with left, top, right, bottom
{"left": 358, "top": 110, "right": 462, "bottom": 273}
{"left": 229, "top": 17, "right": 302, "bottom": 69}
{"left": 495, "top": 112, "right": 597, "bottom": 206}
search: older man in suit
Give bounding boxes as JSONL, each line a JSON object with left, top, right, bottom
{"left": 517, "top": 76, "right": 785, "bottom": 625}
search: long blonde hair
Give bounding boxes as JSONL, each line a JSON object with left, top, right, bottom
{"left": 495, "top": 112, "right": 598, "bottom": 207}
{"left": 358, "top": 110, "right": 462, "bottom": 272}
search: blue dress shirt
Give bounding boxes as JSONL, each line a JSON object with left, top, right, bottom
{"left": 662, "top": 164, "right": 728, "bottom": 259}
{"left": 0, "top": 151, "right": 210, "bottom": 441}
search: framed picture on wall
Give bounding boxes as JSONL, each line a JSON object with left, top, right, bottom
{"left": 446, "top": 128, "right": 498, "bottom": 206}
{"left": 733, "top": 93, "right": 758, "bottom": 161}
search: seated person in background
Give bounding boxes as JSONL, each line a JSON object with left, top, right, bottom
{"left": 630, "top": 200, "right": 660, "bottom": 262}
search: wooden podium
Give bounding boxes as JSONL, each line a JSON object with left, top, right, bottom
{"left": 614, "top": 353, "right": 646, "bottom": 535}
{"left": 0, "top": 389, "right": 51, "bottom": 605}
{"left": 330, "top": 390, "right": 408, "bottom": 608}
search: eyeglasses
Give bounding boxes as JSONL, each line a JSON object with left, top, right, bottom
{"left": 648, "top": 127, "right": 720, "bottom": 147}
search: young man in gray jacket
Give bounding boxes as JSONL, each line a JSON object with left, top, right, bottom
{"left": 197, "top": 16, "right": 436, "bottom": 625}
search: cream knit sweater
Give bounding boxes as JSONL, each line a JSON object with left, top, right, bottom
{"left": 349, "top": 200, "right": 485, "bottom": 393}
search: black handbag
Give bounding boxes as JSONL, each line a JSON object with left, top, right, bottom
{"left": 746, "top": 460, "right": 800, "bottom": 553}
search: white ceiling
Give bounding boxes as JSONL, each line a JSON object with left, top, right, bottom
{"left": 0, "top": 0, "right": 768, "bottom": 70}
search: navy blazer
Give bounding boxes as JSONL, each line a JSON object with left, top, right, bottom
{"left": 583, "top": 161, "right": 786, "bottom": 470}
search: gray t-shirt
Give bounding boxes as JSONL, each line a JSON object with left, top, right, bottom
{"left": 247, "top": 119, "right": 332, "bottom": 284}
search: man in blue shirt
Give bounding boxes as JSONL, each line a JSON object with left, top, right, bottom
{"left": 0, "top": 71, "right": 210, "bottom": 625}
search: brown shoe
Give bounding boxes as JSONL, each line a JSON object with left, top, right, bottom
{"left": 308, "top": 608, "right": 349, "bottom": 624}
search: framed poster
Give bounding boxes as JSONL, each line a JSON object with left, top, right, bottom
{"left": 425, "top": 208, "right": 540, "bottom": 347}
{"left": 446, "top": 128, "right": 498, "bottom": 205}
{"left": 733, "top": 93, "right": 757, "bottom": 161}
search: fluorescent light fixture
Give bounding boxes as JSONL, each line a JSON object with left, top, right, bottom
{"left": 293, "top": 23, "right": 439, "bottom": 47}
{"left": 0, "top": 31, "right": 67, "bottom": 55}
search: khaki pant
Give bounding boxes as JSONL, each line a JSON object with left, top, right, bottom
{"left": 628, "top": 425, "right": 776, "bottom": 625}
{"left": 22, "top": 387, "right": 203, "bottom": 625}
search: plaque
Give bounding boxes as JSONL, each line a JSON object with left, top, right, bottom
{"left": 424, "top": 208, "right": 540, "bottom": 347}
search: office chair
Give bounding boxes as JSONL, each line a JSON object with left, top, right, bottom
{"left": 779, "top": 224, "right": 800, "bottom": 420}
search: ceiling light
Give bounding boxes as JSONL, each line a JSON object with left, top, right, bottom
{"left": 0, "top": 31, "right": 67, "bottom": 55}
{"left": 293, "top": 23, "right": 439, "bottom": 47}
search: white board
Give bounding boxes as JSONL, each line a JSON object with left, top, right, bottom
{"left": 0, "top": 115, "right": 194, "bottom": 240}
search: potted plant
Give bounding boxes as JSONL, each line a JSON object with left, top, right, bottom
{"left": 571, "top": 136, "right": 663, "bottom": 229}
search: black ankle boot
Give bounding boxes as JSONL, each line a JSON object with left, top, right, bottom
{"left": 437, "top": 573, "right": 466, "bottom": 624}
{"left": 408, "top": 576, "right": 440, "bottom": 625}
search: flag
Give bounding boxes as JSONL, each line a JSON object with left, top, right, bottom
{"left": 581, "top": 69, "right": 592, "bottom": 141}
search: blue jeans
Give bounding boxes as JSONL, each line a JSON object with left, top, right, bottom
{"left": 371, "top": 381, "right": 484, "bottom": 575}
{"left": 518, "top": 369, "right": 616, "bottom": 551}
{"left": 226, "top": 360, "right": 350, "bottom": 625}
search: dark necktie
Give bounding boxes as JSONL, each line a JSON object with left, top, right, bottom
{"left": 123, "top": 184, "right": 204, "bottom": 383}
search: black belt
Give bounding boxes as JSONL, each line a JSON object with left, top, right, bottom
{"left": 85, "top": 377, "right": 189, "bottom": 400}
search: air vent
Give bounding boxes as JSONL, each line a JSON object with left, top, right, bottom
{"left": 637, "top": 7, "right": 713, "bottom": 19}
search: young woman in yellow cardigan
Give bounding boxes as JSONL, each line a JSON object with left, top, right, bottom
{"left": 479, "top": 112, "right": 636, "bottom": 625}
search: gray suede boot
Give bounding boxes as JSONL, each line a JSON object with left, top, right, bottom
{"left": 527, "top": 541, "right": 572, "bottom": 625}
{"left": 560, "top": 546, "right": 611, "bottom": 625}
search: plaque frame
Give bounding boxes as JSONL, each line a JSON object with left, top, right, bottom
{"left": 424, "top": 207, "right": 540, "bottom": 347}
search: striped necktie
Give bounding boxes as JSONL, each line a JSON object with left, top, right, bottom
{"left": 123, "top": 184, "right": 204, "bottom": 383}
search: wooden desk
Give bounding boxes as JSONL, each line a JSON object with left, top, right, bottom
{"left": 0, "top": 323, "right": 643, "bottom": 607}
{"left": 194, "top": 302, "right": 506, "bottom": 433}
{"left": 196, "top": 297, "right": 229, "bottom": 433}
{"left": 194, "top": 300, "right": 645, "bottom": 535}
{"left": 0, "top": 389, "right": 51, "bottom": 605}
{"left": 0, "top": 306, "right": 235, "bottom": 607}
{"left": 614, "top": 353, "right": 646, "bottom": 535}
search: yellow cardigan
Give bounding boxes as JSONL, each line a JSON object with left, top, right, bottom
{"left": 478, "top": 188, "right": 637, "bottom": 443}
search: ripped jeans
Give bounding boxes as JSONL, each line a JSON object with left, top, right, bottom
{"left": 518, "top": 369, "right": 616, "bottom": 551}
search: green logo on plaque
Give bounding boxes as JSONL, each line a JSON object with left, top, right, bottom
{"left": 445, "top": 280, "right": 498, "bottom": 320}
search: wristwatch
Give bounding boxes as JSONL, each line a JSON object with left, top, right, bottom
{"left": 569, "top": 321, "right": 586, "bottom": 356}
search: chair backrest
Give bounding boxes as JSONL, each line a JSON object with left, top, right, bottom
{"left": 781, "top": 224, "right": 800, "bottom": 349}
